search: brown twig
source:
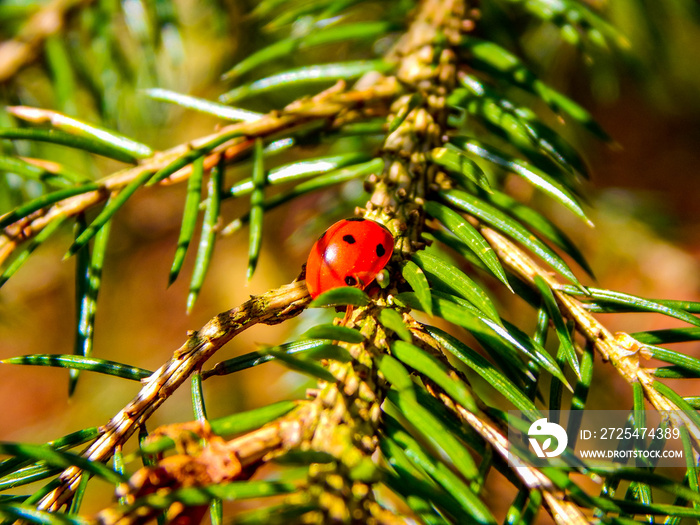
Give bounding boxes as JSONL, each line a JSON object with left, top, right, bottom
{"left": 409, "top": 321, "right": 590, "bottom": 525}
{"left": 0, "top": 79, "right": 399, "bottom": 267}
{"left": 481, "top": 227, "right": 700, "bottom": 451}
{"left": 37, "top": 280, "right": 311, "bottom": 511}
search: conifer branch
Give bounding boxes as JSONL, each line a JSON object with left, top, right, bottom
{"left": 36, "top": 280, "right": 311, "bottom": 511}
{"left": 482, "top": 227, "right": 700, "bottom": 450}
{"left": 36, "top": 0, "right": 475, "bottom": 519}
{"left": 0, "top": 80, "right": 399, "bottom": 266}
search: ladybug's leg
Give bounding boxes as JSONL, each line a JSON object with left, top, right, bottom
{"left": 340, "top": 273, "right": 364, "bottom": 325}
{"left": 340, "top": 305, "right": 354, "bottom": 326}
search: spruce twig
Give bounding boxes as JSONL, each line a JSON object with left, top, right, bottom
{"left": 0, "top": 81, "right": 399, "bottom": 266}
{"left": 37, "top": 0, "right": 472, "bottom": 518}
{"left": 36, "top": 280, "right": 311, "bottom": 511}
{"left": 482, "top": 227, "right": 700, "bottom": 450}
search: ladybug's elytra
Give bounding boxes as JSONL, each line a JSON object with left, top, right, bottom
{"left": 305, "top": 218, "right": 394, "bottom": 299}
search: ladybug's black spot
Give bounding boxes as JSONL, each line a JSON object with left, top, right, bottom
{"left": 345, "top": 217, "right": 365, "bottom": 222}
{"left": 345, "top": 276, "right": 358, "bottom": 286}
{"left": 376, "top": 243, "right": 386, "bottom": 257}
{"left": 342, "top": 234, "right": 356, "bottom": 244}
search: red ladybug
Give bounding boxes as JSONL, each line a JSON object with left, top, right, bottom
{"left": 305, "top": 218, "right": 394, "bottom": 299}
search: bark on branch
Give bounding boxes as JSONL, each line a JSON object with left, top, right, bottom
{"left": 37, "top": 280, "right": 311, "bottom": 511}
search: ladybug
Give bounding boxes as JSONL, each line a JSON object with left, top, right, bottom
{"left": 305, "top": 218, "right": 394, "bottom": 299}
